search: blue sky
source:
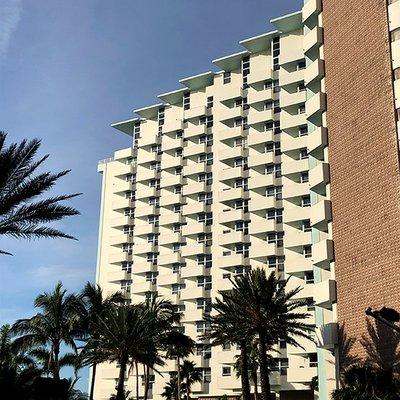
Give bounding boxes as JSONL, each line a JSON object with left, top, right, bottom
{"left": 0, "top": 0, "right": 302, "bottom": 390}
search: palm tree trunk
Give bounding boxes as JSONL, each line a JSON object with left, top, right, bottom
{"left": 258, "top": 335, "right": 272, "bottom": 400}
{"left": 53, "top": 343, "right": 60, "bottom": 380}
{"left": 116, "top": 358, "right": 127, "bottom": 400}
{"left": 135, "top": 361, "right": 139, "bottom": 400}
{"left": 239, "top": 340, "right": 252, "bottom": 400}
{"left": 89, "top": 362, "right": 97, "bottom": 400}
{"left": 251, "top": 369, "right": 259, "bottom": 400}
{"left": 177, "top": 356, "right": 181, "bottom": 400}
{"left": 186, "top": 383, "right": 190, "bottom": 400}
{"left": 144, "top": 364, "right": 151, "bottom": 400}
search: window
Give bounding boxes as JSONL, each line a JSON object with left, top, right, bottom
{"left": 146, "top": 271, "right": 158, "bottom": 284}
{"left": 264, "top": 80, "right": 273, "bottom": 90}
{"left": 196, "top": 344, "right": 212, "bottom": 359}
{"left": 125, "top": 173, "right": 136, "bottom": 182}
{"left": 151, "top": 144, "right": 161, "bottom": 154}
{"left": 298, "top": 81, "right": 306, "bottom": 92}
{"left": 158, "top": 107, "right": 165, "bottom": 126}
{"left": 223, "top": 72, "right": 231, "bottom": 84}
{"left": 198, "top": 153, "right": 213, "bottom": 165}
{"left": 266, "top": 185, "right": 282, "bottom": 200}
{"left": 197, "top": 276, "right": 212, "bottom": 290}
{"left": 148, "top": 196, "right": 159, "bottom": 206}
{"left": 121, "top": 261, "right": 132, "bottom": 273}
{"left": 198, "top": 212, "right": 213, "bottom": 225}
{"left": 234, "top": 117, "right": 248, "bottom": 128}
{"left": 234, "top": 157, "right": 247, "bottom": 168}
{"left": 273, "top": 100, "right": 281, "bottom": 114}
{"left": 198, "top": 172, "right": 213, "bottom": 185}
{"left": 171, "top": 283, "right": 184, "bottom": 294}
{"left": 133, "top": 123, "right": 141, "bottom": 139}
{"left": 150, "top": 161, "right": 161, "bottom": 171}
{"left": 173, "top": 204, "right": 181, "bottom": 213}
{"left": 302, "top": 220, "right": 312, "bottom": 232}
{"left": 183, "top": 92, "right": 190, "bottom": 110}
{"left": 297, "top": 60, "right": 306, "bottom": 70}
{"left": 172, "top": 243, "right": 181, "bottom": 253}
{"left": 176, "top": 130, "right": 183, "bottom": 138}
{"left": 147, "top": 252, "right": 158, "bottom": 264}
{"left": 307, "top": 297, "right": 315, "bottom": 311}
{"left": 122, "top": 243, "right": 133, "bottom": 254}
{"left": 301, "top": 172, "right": 309, "bottom": 183}
{"left": 266, "top": 163, "right": 281, "bottom": 177}
{"left": 197, "top": 254, "right": 212, "bottom": 268}
{"left": 123, "top": 225, "right": 134, "bottom": 235}
{"left": 264, "top": 100, "right": 273, "bottom": 110}
{"left": 149, "top": 179, "right": 160, "bottom": 189}
{"left": 172, "top": 263, "right": 184, "bottom": 274}
{"left": 175, "top": 148, "right": 183, "bottom": 157}
{"left": 299, "top": 125, "right": 308, "bottom": 136}
{"left": 222, "top": 367, "right": 231, "bottom": 376}
{"left": 235, "top": 199, "right": 249, "bottom": 212}
{"left": 148, "top": 215, "right": 159, "bottom": 226}
{"left": 304, "top": 245, "right": 312, "bottom": 258}
{"left": 300, "top": 148, "right": 309, "bottom": 159}
{"left": 198, "top": 192, "right": 213, "bottom": 205}
{"left": 174, "top": 185, "right": 182, "bottom": 194}
{"left": 199, "top": 115, "right": 213, "bottom": 128}
{"left": 298, "top": 104, "right": 306, "bottom": 114}
{"left": 125, "top": 191, "right": 135, "bottom": 200}
{"left": 235, "top": 243, "right": 249, "bottom": 257}
{"left": 271, "top": 358, "right": 288, "bottom": 375}
{"left": 197, "top": 298, "right": 212, "bottom": 312}
{"left": 207, "top": 96, "right": 213, "bottom": 109}
{"left": 242, "top": 56, "right": 250, "bottom": 87}
{"left": 124, "top": 207, "right": 134, "bottom": 217}
{"left": 175, "top": 166, "right": 182, "bottom": 175}
{"left": 235, "top": 178, "right": 248, "bottom": 190}
{"left": 268, "top": 256, "right": 284, "bottom": 272}
{"left": 302, "top": 195, "right": 311, "bottom": 207}
{"left": 198, "top": 232, "right": 212, "bottom": 247}
{"left": 305, "top": 271, "right": 314, "bottom": 284}
{"left": 265, "top": 121, "right": 274, "bottom": 132}
{"left": 147, "top": 233, "right": 159, "bottom": 244}
{"left": 272, "top": 36, "right": 280, "bottom": 71}
{"left": 202, "top": 368, "right": 211, "bottom": 383}
{"left": 199, "top": 134, "right": 213, "bottom": 146}
{"left": 267, "top": 208, "right": 283, "bottom": 223}
{"left": 267, "top": 232, "right": 284, "bottom": 247}
{"left": 309, "top": 353, "right": 318, "bottom": 367}
{"left": 235, "top": 221, "right": 249, "bottom": 234}
{"left": 196, "top": 321, "right": 211, "bottom": 335}
{"left": 120, "top": 280, "right": 132, "bottom": 292}
{"left": 273, "top": 79, "right": 280, "bottom": 93}
{"left": 173, "top": 224, "right": 181, "bottom": 233}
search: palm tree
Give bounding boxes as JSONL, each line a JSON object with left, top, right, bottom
{"left": 229, "top": 269, "right": 314, "bottom": 400}
{"left": 80, "top": 282, "right": 124, "bottom": 400}
{"left": 0, "top": 132, "right": 81, "bottom": 255}
{"left": 234, "top": 340, "right": 261, "bottom": 400}
{"left": 83, "top": 304, "right": 155, "bottom": 400}
{"left": 161, "top": 330, "right": 195, "bottom": 400}
{"left": 332, "top": 364, "right": 400, "bottom": 400}
{"left": 180, "top": 360, "right": 202, "bottom": 400}
{"left": 11, "top": 282, "right": 83, "bottom": 380}
{"left": 162, "top": 375, "right": 185, "bottom": 400}
{"left": 203, "top": 293, "right": 252, "bottom": 400}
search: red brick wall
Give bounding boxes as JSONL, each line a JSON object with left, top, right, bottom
{"left": 322, "top": 0, "right": 400, "bottom": 362}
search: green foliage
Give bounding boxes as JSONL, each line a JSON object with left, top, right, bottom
{"left": 0, "top": 131, "right": 81, "bottom": 255}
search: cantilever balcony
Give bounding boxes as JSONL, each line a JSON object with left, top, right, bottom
{"left": 109, "top": 233, "right": 134, "bottom": 246}
{"left": 219, "top": 146, "right": 248, "bottom": 162}
{"left": 305, "top": 59, "right": 325, "bottom": 85}
{"left": 219, "top": 166, "right": 248, "bottom": 181}
{"left": 182, "top": 202, "right": 208, "bottom": 216}
{"left": 184, "top": 105, "right": 207, "bottom": 120}
{"left": 316, "top": 322, "right": 338, "bottom": 349}
{"left": 303, "top": 26, "right": 323, "bottom": 55}
{"left": 219, "top": 125, "right": 247, "bottom": 141}
{"left": 303, "top": 0, "right": 322, "bottom": 22}
{"left": 281, "top": 133, "right": 308, "bottom": 153}
{"left": 287, "top": 367, "right": 318, "bottom": 384}
{"left": 314, "top": 279, "right": 337, "bottom": 309}
{"left": 219, "top": 187, "right": 249, "bottom": 202}
{"left": 218, "top": 85, "right": 244, "bottom": 102}
{"left": 180, "top": 286, "right": 208, "bottom": 301}
{"left": 247, "top": 108, "right": 274, "bottom": 126}
{"left": 184, "top": 142, "right": 207, "bottom": 157}
{"left": 309, "top": 162, "right": 330, "bottom": 194}
{"left": 247, "top": 87, "right": 273, "bottom": 105}
{"left": 162, "top": 136, "right": 183, "bottom": 152}
{"left": 308, "top": 127, "right": 328, "bottom": 158}
{"left": 310, "top": 199, "right": 332, "bottom": 231}
{"left": 280, "top": 69, "right": 304, "bottom": 87}
{"left": 219, "top": 208, "right": 248, "bottom": 224}
{"left": 312, "top": 238, "right": 334, "bottom": 269}
{"left": 248, "top": 130, "right": 274, "bottom": 147}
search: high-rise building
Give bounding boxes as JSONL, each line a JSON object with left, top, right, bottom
{"left": 94, "top": 1, "right": 400, "bottom": 399}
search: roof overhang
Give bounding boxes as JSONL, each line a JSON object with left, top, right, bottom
{"left": 270, "top": 11, "right": 303, "bottom": 33}
{"left": 179, "top": 71, "right": 215, "bottom": 91}
{"left": 239, "top": 30, "right": 279, "bottom": 53}
{"left": 212, "top": 50, "right": 249, "bottom": 72}
{"left": 133, "top": 103, "right": 164, "bottom": 119}
{"left": 158, "top": 88, "right": 187, "bottom": 105}
{"left": 111, "top": 118, "right": 141, "bottom": 136}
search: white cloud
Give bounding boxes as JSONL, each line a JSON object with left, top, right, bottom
{"left": 0, "top": 0, "right": 22, "bottom": 63}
